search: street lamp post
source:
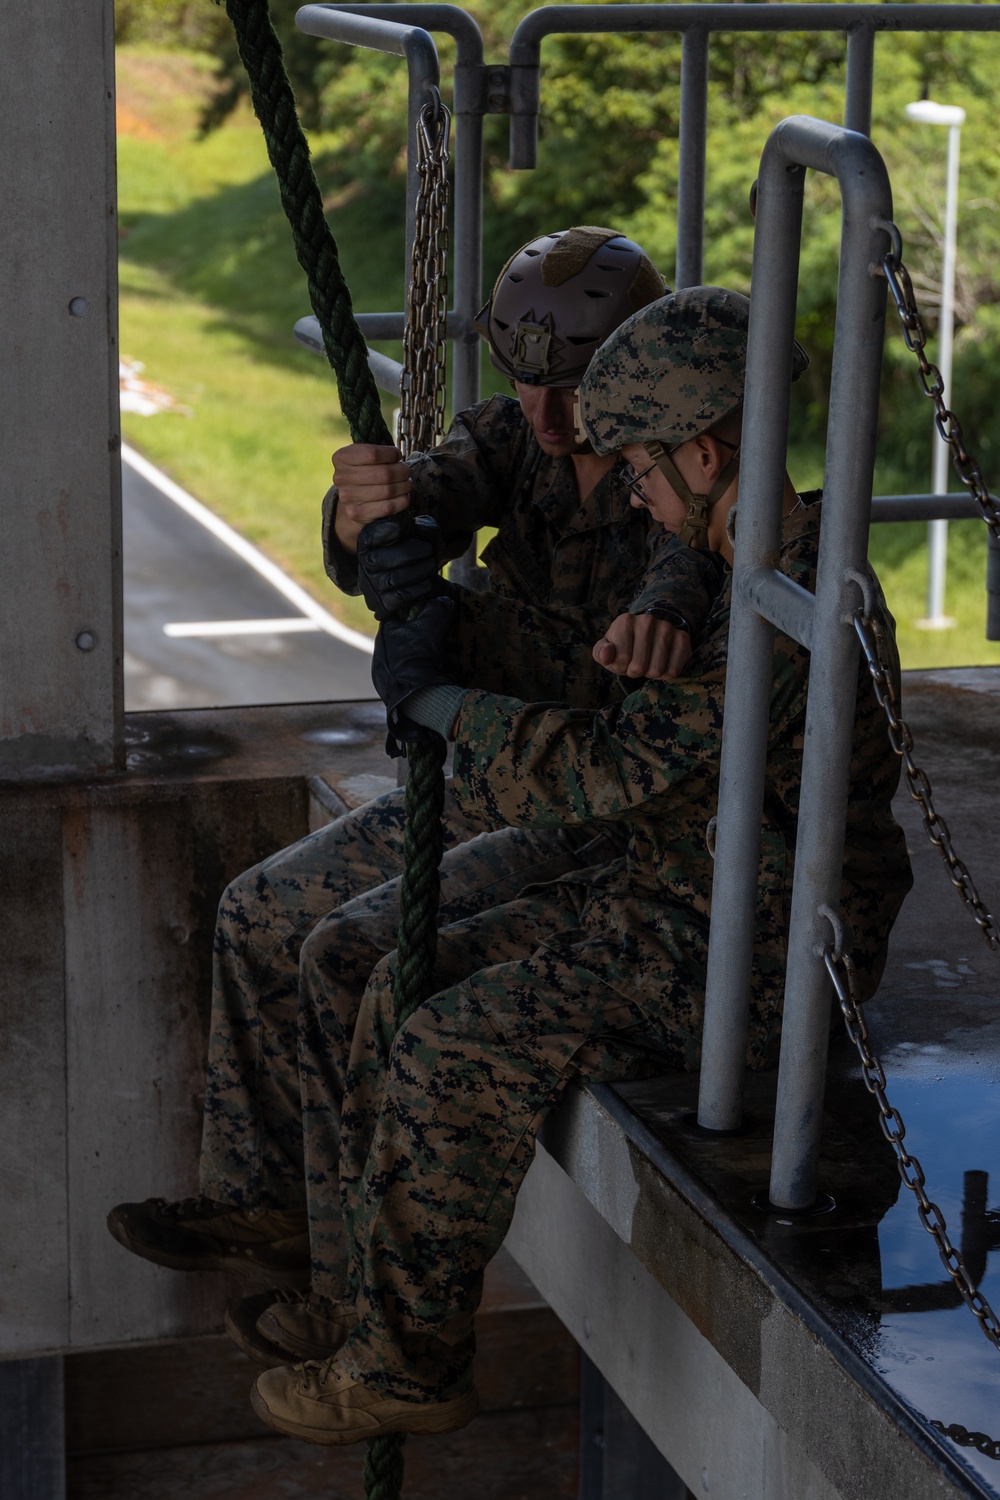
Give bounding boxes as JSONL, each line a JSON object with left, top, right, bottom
{"left": 905, "top": 99, "right": 966, "bottom": 630}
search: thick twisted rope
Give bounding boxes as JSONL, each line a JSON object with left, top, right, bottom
{"left": 360, "top": 740, "right": 447, "bottom": 1500}
{"left": 363, "top": 1427, "right": 407, "bottom": 1499}
{"left": 218, "top": 6, "right": 448, "bottom": 1494}
{"left": 217, "top": 0, "right": 392, "bottom": 447}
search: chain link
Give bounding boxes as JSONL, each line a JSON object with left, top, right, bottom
{"left": 397, "top": 90, "right": 451, "bottom": 459}
{"left": 880, "top": 226, "right": 1000, "bottom": 542}
{"left": 931, "top": 1422, "right": 1000, "bottom": 1462}
{"left": 846, "top": 604, "right": 1000, "bottom": 1352}
{"left": 852, "top": 608, "right": 1000, "bottom": 950}
{"left": 821, "top": 935, "right": 1000, "bottom": 1353}
{"left": 874, "top": 223, "right": 1000, "bottom": 946}
{"left": 877, "top": 216, "right": 1000, "bottom": 1413}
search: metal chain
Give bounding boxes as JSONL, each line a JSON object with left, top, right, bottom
{"left": 852, "top": 608, "right": 1000, "bottom": 950}
{"left": 397, "top": 90, "right": 451, "bottom": 458}
{"left": 821, "top": 934, "right": 1000, "bottom": 1353}
{"left": 874, "top": 223, "right": 1000, "bottom": 946}
{"left": 880, "top": 221, "right": 1000, "bottom": 542}
{"left": 808, "top": 219, "right": 1000, "bottom": 1398}
{"left": 931, "top": 1422, "right": 1000, "bottom": 1462}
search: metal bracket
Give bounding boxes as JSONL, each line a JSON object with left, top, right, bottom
{"left": 485, "top": 64, "right": 511, "bottom": 112}
{"left": 456, "top": 62, "right": 510, "bottom": 114}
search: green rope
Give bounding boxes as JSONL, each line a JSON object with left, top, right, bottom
{"left": 362, "top": 695, "right": 449, "bottom": 1492}
{"left": 391, "top": 732, "right": 449, "bottom": 1027}
{"left": 217, "top": 0, "right": 392, "bottom": 448}
{"left": 363, "top": 1428, "right": 407, "bottom": 1499}
{"left": 217, "top": 6, "right": 449, "bottom": 1494}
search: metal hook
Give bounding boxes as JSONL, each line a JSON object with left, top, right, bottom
{"left": 843, "top": 566, "right": 874, "bottom": 626}
{"left": 872, "top": 216, "right": 902, "bottom": 270}
{"left": 817, "top": 903, "right": 845, "bottom": 963}
{"left": 421, "top": 85, "right": 451, "bottom": 147}
{"left": 725, "top": 502, "right": 738, "bottom": 550}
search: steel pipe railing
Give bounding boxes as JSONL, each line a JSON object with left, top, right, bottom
{"left": 326, "top": 6, "right": 485, "bottom": 421}
{"left": 741, "top": 568, "right": 815, "bottom": 654}
{"left": 989, "top": 533, "right": 1000, "bottom": 641}
{"left": 675, "top": 26, "right": 708, "bottom": 288}
{"left": 696, "top": 118, "right": 894, "bottom": 1217}
{"left": 870, "top": 493, "right": 984, "bottom": 522}
{"left": 296, "top": 6, "right": 440, "bottom": 272}
{"left": 695, "top": 131, "right": 807, "bottom": 1139}
{"left": 508, "top": 4, "right": 1000, "bottom": 293}
{"left": 296, "top": 315, "right": 403, "bottom": 396}
{"left": 844, "top": 23, "right": 876, "bottom": 137}
{"left": 509, "top": 3, "right": 1000, "bottom": 167}
{"left": 295, "top": 5, "right": 486, "bottom": 586}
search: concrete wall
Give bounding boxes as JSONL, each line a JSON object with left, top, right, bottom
{"left": 0, "top": 701, "right": 385, "bottom": 1358}
{"left": 0, "top": 1, "right": 122, "bottom": 776}
{"left": 506, "top": 1089, "right": 975, "bottom": 1500}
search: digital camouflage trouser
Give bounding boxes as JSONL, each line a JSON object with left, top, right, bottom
{"left": 297, "top": 878, "right": 716, "bottom": 1399}
{"left": 198, "top": 783, "right": 626, "bottom": 1292}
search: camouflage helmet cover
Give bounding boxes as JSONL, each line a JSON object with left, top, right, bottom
{"left": 579, "top": 285, "right": 808, "bottom": 454}
{"left": 475, "top": 226, "right": 666, "bottom": 387}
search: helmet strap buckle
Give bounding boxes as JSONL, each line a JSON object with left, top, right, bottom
{"left": 644, "top": 440, "right": 741, "bottom": 550}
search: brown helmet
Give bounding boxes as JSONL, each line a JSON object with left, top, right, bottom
{"left": 475, "top": 226, "right": 666, "bottom": 387}
{"left": 579, "top": 286, "right": 810, "bottom": 548}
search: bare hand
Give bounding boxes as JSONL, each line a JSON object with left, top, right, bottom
{"left": 332, "top": 443, "right": 412, "bottom": 553}
{"left": 592, "top": 611, "right": 691, "bottom": 680}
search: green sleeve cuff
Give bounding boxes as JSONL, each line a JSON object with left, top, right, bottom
{"left": 403, "top": 684, "right": 469, "bottom": 738}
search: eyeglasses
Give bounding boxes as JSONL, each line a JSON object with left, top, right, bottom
{"left": 623, "top": 436, "right": 740, "bottom": 500}
{"left": 620, "top": 459, "right": 659, "bottom": 499}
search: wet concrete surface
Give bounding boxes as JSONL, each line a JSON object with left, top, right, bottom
{"left": 615, "top": 668, "right": 1000, "bottom": 1497}
{"left": 122, "top": 450, "right": 375, "bottom": 710}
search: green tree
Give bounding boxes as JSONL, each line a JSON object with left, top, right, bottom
{"left": 176, "top": 0, "right": 1000, "bottom": 484}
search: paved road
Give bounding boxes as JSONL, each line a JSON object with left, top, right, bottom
{"left": 122, "top": 447, "right": 376, "bottom": 711}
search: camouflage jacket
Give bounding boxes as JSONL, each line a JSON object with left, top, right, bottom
{"left": 323, "top": 394, "right": 724, "bottom": 706}
{"left": 451, "top": 496, "right": 913, "bottom": 1041}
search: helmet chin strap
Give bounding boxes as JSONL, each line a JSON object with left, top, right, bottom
{"left": 644, "top": 440, "right": 741, "bottom": 549}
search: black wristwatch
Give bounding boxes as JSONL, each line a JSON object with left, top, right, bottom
{"left": 642, "top": 605, "right": 691, "bottom": 635}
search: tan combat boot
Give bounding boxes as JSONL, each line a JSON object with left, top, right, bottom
{"left": 251, "top": 1353, "right": 478, "bottom": 1445}
{"left": 106, "top": 1196, "right": 309, "bottom": 1279}
{"left": 225, "top": 1286, "right": 358, "bottom": 1364}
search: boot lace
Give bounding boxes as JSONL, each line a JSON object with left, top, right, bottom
{"left": 155, "top": 1196, "right": 226, "bottom": 1219}
{"left": 296, "top": 1356, "right": 345, "bottom": 1393}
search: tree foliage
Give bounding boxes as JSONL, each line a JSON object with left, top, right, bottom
{"left": 128, "top": 0, "right": 1000, "bottom": 484}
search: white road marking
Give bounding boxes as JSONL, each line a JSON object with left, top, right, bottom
{"left": 164, "top": 618, "right": 322, "bottom": 638}
{"left": 122, "top": 443, "right": 374, "bottom": 655}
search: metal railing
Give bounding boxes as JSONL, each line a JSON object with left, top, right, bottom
{"left": 294, "top": 4, "right": 484, "bottom": 419}
{"left": 296, "top": 2, "right": 1000, "bottom": 611}
{"left": 507, "top": 5, "right": 1000, "bottom": 281}
{"left": 294, "top": 4, "right": 486, "bottom": 584}
{"left": 698, "top": 116, "right": 893, "bottom": 1210}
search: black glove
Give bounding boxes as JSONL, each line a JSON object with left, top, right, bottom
{"left": 372, "top": 595, "right": 457, "bottom": 755}
{"left": 357, "top": 514, "right": 440, "bottom": 621}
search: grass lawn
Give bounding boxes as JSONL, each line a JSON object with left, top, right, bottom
{"left": 116, "top": 45, "right": 402, "bottom": 637}
{"left": 116, "top": 44, "right": 1000, "bottom": 666}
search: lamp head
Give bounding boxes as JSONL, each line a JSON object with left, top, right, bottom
{"left": 905, "top": 100, "right": 966, "bottom": 127}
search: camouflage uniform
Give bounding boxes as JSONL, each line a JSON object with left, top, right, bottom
{"left": 199, "top": 795, "right": 624, "bottom": 1265}
{"left": 294, "top": 495, "right": 912, "bottom": 1397}
{"left": 323, "top": 393, "right": 724, "bottom": 703}
{"left": 200, "top": 395, "right": 717, "bottom": 1264}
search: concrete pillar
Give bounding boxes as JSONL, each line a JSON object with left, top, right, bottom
{"left": 579, "top": 1355, "right": 693, "bottom": 1500}
{"left": 0, "top": 1358, "right": 65, "bottom": 1500}
{"left": 0, "top": 2, "right": 122, "bottom": 777}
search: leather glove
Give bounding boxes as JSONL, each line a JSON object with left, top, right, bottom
{"left": 372, "top": 595, "right": 457, "bottom": 755}
{"left": 357, "top": 514, "right": 440, "bottom": 621}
